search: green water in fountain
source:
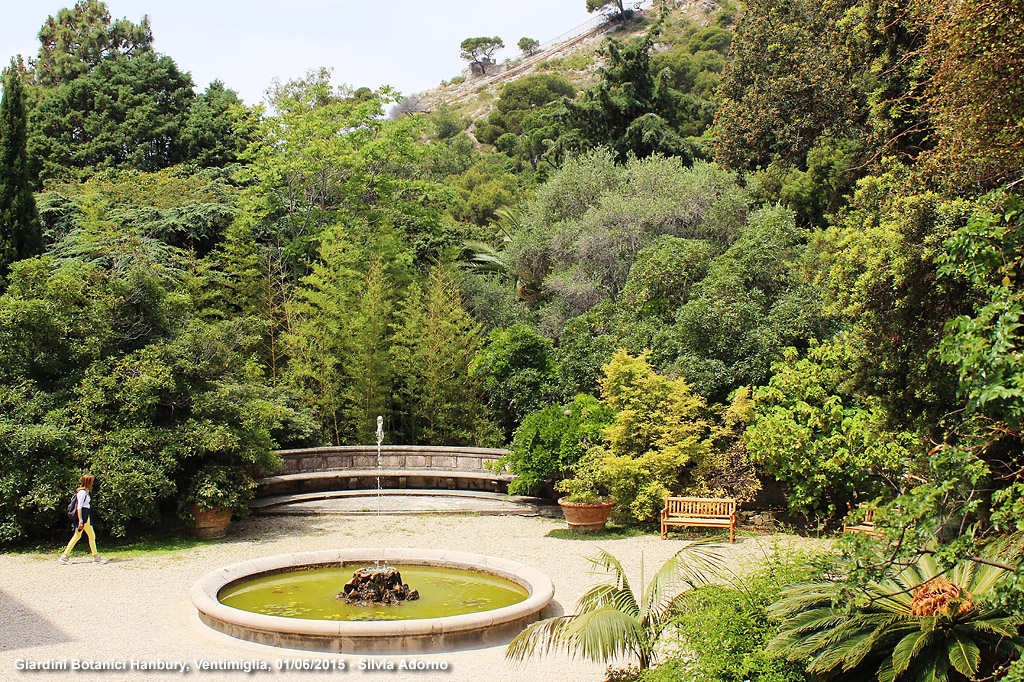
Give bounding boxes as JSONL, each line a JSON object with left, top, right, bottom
{"left": 218, "top": 564, "right": 529, "bottom": 621}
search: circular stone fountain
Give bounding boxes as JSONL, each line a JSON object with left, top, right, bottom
{"left": 190, "top": 548, "right": 555, "bottom": 653}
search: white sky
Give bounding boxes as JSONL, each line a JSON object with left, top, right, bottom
{"left": 0, "top": 0, "right": 600, "bottom": 103}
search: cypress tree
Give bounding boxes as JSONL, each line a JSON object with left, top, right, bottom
{"left": 0, "top": 66, "right": 43, "bottom": 281}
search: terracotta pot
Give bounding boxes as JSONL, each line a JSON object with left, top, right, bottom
{"left": 558, "top": 497, "right": 615, "bottom": 534}
{"left": 189, "top": 505, "right": 233, "bottom": 539}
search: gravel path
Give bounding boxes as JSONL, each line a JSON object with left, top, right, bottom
{"left": 0, "top": 514, "right": 824, "bottom": 682}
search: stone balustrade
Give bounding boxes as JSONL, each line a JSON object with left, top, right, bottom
{"left": 256, "top": 445, "right": 514, "bottom": 498}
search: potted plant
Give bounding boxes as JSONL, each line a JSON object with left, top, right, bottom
{"left": 184, "top": 465, "right": 256, "bottom": 539}
{"left": 555, "top": 451, "right": 615, "bottom": 533}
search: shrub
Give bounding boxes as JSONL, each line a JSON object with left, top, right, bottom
{"left": 641, "top": 544, "right": 823, "bottom": 682}
{"left": 500, "top": 394, "right": 613, "bottom": 495}
{"left": 471, "top": 323, "right": 558, "bottom": 442}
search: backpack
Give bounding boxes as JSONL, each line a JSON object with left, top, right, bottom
{"left": 67, "top": 491, "right": 79, "bottom": 520}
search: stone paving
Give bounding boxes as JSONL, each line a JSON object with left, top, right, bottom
{"left": 0, "top": 511, "right": 827, "bottom": 682}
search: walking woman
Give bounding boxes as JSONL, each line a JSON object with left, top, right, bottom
{"left": 59, "top": 474, "right": 108, "bottom": 565}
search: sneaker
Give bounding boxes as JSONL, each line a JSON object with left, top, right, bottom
{"left": 92, "top": 556, "right": 108, "bottom": 564}
{"left": 58, "top": 554, "right": 70, "bottom": 565}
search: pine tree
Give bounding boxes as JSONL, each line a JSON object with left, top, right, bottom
{"left": 0, "top": 66, "right": 43, "bottom": 282}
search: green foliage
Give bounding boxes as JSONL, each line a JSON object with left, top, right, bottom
{"left": 282, "top": 232, "right": 364, "bottom": 444}
{"left": 341, "top": 259, "right": 395, "bottom": 444}
{"left": 0, "top": 228, "right": 314, "bottom": 543}
{"left": 769, "top": 545, "right": 1024, "bottom": 682}
{"left": 506, "top": 543, "right": 725, "bottom": 669}
{"left": 746, "top": 338, "right": 919, "bottom": 519}
{"left": 502, "top": 394, "right": 614, "bottom": 495}
{"left": 590, "top": 350, "right": 710, "bottom": 523}
{"left": 459, "top": 37, "right": 505, "bottom": 67}
{"left": 511, "top": 153, "right": 748, "bottom": 335}
{"left": 36, "top": 165, "right": 240, "bottom": 255}
{"left": 475, "top": 74, "right": 576, "bottom": 173}
{"left": 471, "top": 323, "right": 557, "bottom": 441}
{"left": 937, "top": 191, "right": 1024, "bottom": 430}
{"left": 920, "top": 0, "right": 1024, "bottom": 190}
{"left": 32, "top": 0, "right": 153, "bottom": 87}
{"left": 391, "top": 267, "right": 496, "bottom": 446}
{"left": 559, "top": 31, "right": 711, "bottom": 162}
{"left": 659, "top": 545, "right": 823, "bottom": 682}
{"left": 0, "top": 66, "right": 43, "bottom": 281}
{"left": 180, "top": 81, "right": 248, "bottom": 168}
{"left": 713, "top": 0, "right": 928, "bottom": 179}
{"left": 555, "top": 305, "right": 617, "bottom": 398}
{"left": 239, "top": 76, "right": 444, "bottom": 269}
{"left": 28, "top": 49, "right": 197, "bottom": 184}
{"left": 656, "top": 205, "right": 833, "bottom": 400}
{"left": 805, "top": 165, "right": 973, "bottom": 430}
{"left": 909, "top": 190, "right": 1024, "bottom": 541}
{"left": 183, "top": 465, "right": 256, "bottom": 515}
{"left": 444, "top": 157, "right": 525, "bottom": 226}
{"left": 651, "top": 24, "right": 732, "bottom": 100}
{"left": 518, "top": 37, "right": 540, "bottom": 56}
{"left": 586, "top": 0, "right": 625, "bottom": 15}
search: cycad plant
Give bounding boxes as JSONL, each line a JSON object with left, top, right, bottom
{"left": 506, "top": 542, "right": 724, "bottom": 670}
{"left": 768, "top": 543, "right": 1024, "bottom": 682}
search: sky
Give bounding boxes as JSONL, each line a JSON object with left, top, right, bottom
{"left": 0, "top": 0, "right": 604, "bottom": 103}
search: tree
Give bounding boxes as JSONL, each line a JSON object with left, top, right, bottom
{"left": 590, "top": 349, "right": 711, "bottom": 523}
{"left": 180, "top": 80, "right": 247, "bottom": 168}
{"left": 506, "top": 544, "right": 723, "bottom": 670}
{"left": 238, "top": 77, "right": 445, "bottom": 271}
{"left": 713, "top": 0, "right": 929, "bottom": 184}
{"left": 28, "top": 49, "right": 196, "bottom": 183}
{"left": 518, "top": 37, "right": 540, "bottom": 57}
{"left": 586, "top": 0, "right": 626, "bottom": 17}
{"left": 459, "top": 37, "right": 505, "bottom": 73}
{"left": 32, "top": 0, "right": 153, "bottom": 87}
{"left": 470, "top": 323, "right": 557, "bottom": 441}
{"left": 0, "top": 66, "right": 43, "bottom": 282}
{"left": 474, "top": 74, "right": 575, "bottom": 171}
{"left": 341, "top": 259, "right": 395, "bottom": 444}
{"left": 558, "top": 32, "right": 711, "bottom": 162}
{"left": 282, "top": 233, "right": 363, "bottom": 444}
{"left": 391, "top": 267, "right": 496, "bottom": 446}
{"left": 920, "top": 0, "right": 1024, "bottom": 190}
{"left": 745, "top": 338, "right": 918, "bottom": 519}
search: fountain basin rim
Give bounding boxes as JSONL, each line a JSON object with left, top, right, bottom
{"left": 191, "top": 548, "right": 554, "bottom": 639}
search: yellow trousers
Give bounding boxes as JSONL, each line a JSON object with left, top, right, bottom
{"left": 64, "top": 519, "right": 98, "bottom": 556}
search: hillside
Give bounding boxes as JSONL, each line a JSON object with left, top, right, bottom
{"left": 408, "top": 0, "right": 729, "bottom": 122}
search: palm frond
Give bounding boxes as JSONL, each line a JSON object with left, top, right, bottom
{"left": 586, "top": 549, "right": 639, "bottom": 614}
{"left": 506, "top": 615, "right": 578, "bottom": 663}
{"left": 913, "top": 653, "right": 951, "bottom": 682}
{"left": 505, "top": 609, "right": 644, "bottom": 665}
{"left": 946, "top": 632, "right": 980, "bottom": 679}
{"left": 891, "top": 629, "right": 937, "bottom": 677}
{"left": 642, "top": 540, "right": 725, "bottom": 619}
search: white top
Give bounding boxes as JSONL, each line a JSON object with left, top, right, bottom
{"left": 76, "top": 489, "right": 90, "bottom": 510}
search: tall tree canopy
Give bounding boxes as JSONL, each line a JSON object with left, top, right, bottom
{"left": 28, "top": 49, "right": 196, "bottom": 183}
{"left": 0, "top": 66, "right": 43, "bottom": 281}
{"left": 33, "top": 0, "right": 153, "bottom": 87}
{"left": 559, "top": 32, "right": 711, "bottom": 163}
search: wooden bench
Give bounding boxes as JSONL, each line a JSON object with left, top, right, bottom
{"left": 661, "top": 497, "right": 736, "bottom": 543}
{"left": 843, "top": 504, "right": 878, "bottom": 536}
